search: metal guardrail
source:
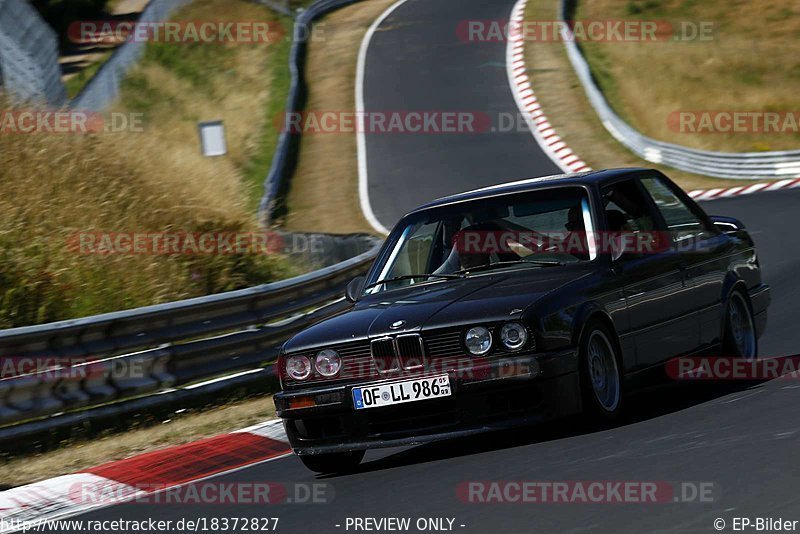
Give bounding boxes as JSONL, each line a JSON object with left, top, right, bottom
{"left": 0, "top": 1, "right": 384, "bottom": 449}
{"left": 559, "top": 0, "right": 800, "bottom": 180}
{"left": 0, "top": 235, "right": 381, "bottom": 444}
{"left": 71, "top": 0, "right": 192, "bottom": 111}
{"left": 0, "top": 0, "right": 66, "bottom": 106}
{"left": 257, "top": 0, "right": 366, "bottom": 224}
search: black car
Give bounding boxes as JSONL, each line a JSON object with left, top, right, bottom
{"left": 274, "top": 168, "right": 770, "bottom": 473}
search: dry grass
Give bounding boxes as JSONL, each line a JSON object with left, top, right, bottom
{"left": 523, "top": 0, "right": 745, "bottom": 192}
{"left": 0, "top": 0, "right": 298, "bottom": 325}
{"left": 117, "top": 0, "right": 294, "bottom": 210}
{"left": 1, "top": 395, "right": 277, "bottom": 488}
{"left": 575, "top": 0, "right": 800, "bottom": 152}
{"left": 281, "top": 0, "right": 397, "bottom": 234}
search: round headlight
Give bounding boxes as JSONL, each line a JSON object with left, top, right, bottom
{"left": 286, "top": 355, "right": 312, "bottom": 380}
{"left": 500, "top": 322, "right": 528, "bottom": 351}
{"left": 315, "top": 349, "right": 341, "bottom": 377}
{"left": 465, "top": 326, "right": 493, "bottom": 356}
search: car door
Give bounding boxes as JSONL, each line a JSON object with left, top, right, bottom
{"left": 639, "top": 175, "right": 732, "bottom": 349}
{"left": 601, "top": 178, "right": 699, "bottom": 370}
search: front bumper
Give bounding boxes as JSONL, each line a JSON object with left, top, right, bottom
{"left": 274, "top": 349, "right": 580, "bottom": 455}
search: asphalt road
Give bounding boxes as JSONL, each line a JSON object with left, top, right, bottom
{"left": 65, "top": 189, "right": 800, "bottom": 534}
{"left": 66, "top": 0, "right": 800, "bottom": 532}
{"left": 362, "top": 0, "right": 561, "bottom": 227}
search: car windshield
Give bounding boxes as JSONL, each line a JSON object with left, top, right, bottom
{"left": 366, "top": 186, "right": 596, "bottom": 294}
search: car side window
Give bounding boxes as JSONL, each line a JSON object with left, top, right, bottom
{"left": 640, "top": 177, "right": 712, "bottom": 242}
{"left": 601, "top": 180, "right": 657, "bottom": 231}
{"left": 601, "top": 180, "right": 660, "bottom": 260}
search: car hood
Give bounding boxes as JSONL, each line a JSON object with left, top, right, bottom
{"left": 283, "top": 267, "right": 592, "bottom": 353}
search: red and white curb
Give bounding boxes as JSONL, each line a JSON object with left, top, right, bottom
{"left": 0, "top": 419, "right": 290, "bottom": 532}
{"left": 688, "top": 178, "right": 800, "bottom": 201}
{"left": 507, "top": 0, "right": 591, "bottom": 175}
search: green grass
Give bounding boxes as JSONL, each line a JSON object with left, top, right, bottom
{"left": 0, "top": 0, "right": 304, "bottom": 327}
{"left": 64, "top": 50, "right": 113, "bottom": 99}
{"left": 242, "top": 19, "right": 293, "bottom": 212}
{"left": 119, "top": 6, "right": 296, "bottom": 212}
{"left": 574, "top": 0, "right": 800, "bottom": 152}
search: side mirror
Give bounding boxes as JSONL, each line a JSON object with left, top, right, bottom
{"left": 345, "top": 276, "right": 365, "bottom": 303}
{"left": 709, "top": 215, "right": 745, "bottom": 234}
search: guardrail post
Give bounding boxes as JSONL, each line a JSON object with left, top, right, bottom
{"left": 110, "top": 347, "right": 174, "bottom": 396}
{"left": 1, "top": 373, "right": 63, "bottom": 424}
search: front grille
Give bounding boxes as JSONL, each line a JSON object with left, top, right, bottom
{"left": 371, "top": 337, "right": 399, "bottom": 374}
{"left": 425, "top": 330, "right": 463, "bottom": 358}
{"left": 395, "top": 334, "right": 425, "bottom": 370}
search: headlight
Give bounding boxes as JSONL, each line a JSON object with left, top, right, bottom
{"left": 286, "top": 355, "right": 312, "bottom": 380}
{"left": 500, "top": 322, "right": 528, "bottom": 351}
{"left": 465, "top": 326, "right": 492, "bottom": 356}
{"left": 315, "top": 349, "right": 341, "bottom": 377}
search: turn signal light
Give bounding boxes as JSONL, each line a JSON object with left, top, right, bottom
{"left": 288, "top": 396, "right": 316, "bottom": 410}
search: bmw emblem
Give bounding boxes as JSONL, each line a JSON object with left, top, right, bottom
{"left": 390, "top": 320, "right": 406, "bottom": 330}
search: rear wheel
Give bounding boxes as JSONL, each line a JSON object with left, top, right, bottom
{"left": 299, "top": 450, "right": 365, "bottom": 474}
{"left": 724, "top": 290, "right": 757, "bottom": 359}
{"left": 579, "top": 322, "right": 623, "bottom": 420}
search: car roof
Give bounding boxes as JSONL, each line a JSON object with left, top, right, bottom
{"left": 404, "top": 168, "right": 652, "bottom": 216}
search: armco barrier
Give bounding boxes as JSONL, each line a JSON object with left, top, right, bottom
{"left": 0, "top": 0, "right": 66, "bottom": 106}
{"left": 560, "top": 0, "right": 800, "bottom": 179}
{"left": 258, "top": 0, "right": 367, "bottom": 224}
{"left": 70, "top": 0, "right": 192, "bottom": 110}
{"left": 0, "top": 235, "right": 381, "bottom": 444}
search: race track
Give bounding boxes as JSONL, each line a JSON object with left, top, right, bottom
{"left": 64, "top": 0, "right": 800, "bottom": 532}
{"left": 361, "top": 0, "right": 560, "bottom": 227}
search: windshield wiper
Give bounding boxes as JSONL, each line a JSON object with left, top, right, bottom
{"left": 454, "top": 259, "right": 563, "bottom": 275}
{"left": 363, "top": 273, "right": 465, "bottom": 290}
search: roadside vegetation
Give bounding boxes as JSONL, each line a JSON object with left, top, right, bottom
{"left": 0, "top": 0, "right": 371, "bottom": 486}
{"left": 64, "top": 50, "right": 113, "bottom": 98}
{"left": 281, "top": 0, "right": 397, "bottom": 234}
{"left": 574, "top": 0, "right": 800, "bottom": 152}
{"left": 0, "top": 0, "right": 299, "bottom": 327}
{"left": 522, "top": 0, "right": 746, "bottom": 192}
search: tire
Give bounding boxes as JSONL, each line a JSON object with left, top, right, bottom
{"left": 299, "top": 450, "right": 365, "bottom": 474}
{"left": 579, "top": 321, "right": 624, "bottom": 420}
{"left": 723, "top": 289, "right": 757, "bottom": 359}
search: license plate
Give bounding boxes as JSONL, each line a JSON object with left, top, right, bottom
{"left": 352, "top": 375, "right": 451, "bottom": 410}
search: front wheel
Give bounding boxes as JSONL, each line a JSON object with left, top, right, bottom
{"left": 723, "top": 289, "right": 757, "bottom": 359}
{"left": 579, "top": 322, "right": 624, "bottom": 420}
{"left": 299, "top": 450, "right": 365, "bottom": 474}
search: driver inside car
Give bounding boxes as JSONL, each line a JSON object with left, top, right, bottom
{"left": 433, "top": 221, "right": 510, "bottom": 274}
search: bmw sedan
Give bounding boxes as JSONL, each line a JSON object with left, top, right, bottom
{"left": 274, "top": 168, "right": 770, "bottom": 473}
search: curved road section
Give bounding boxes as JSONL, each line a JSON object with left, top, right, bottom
{"left": 54, "top": 1, "right": 800, "bottom": 533}
{"left": 359, "top": 0, "right": 560, "bottom": 229}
